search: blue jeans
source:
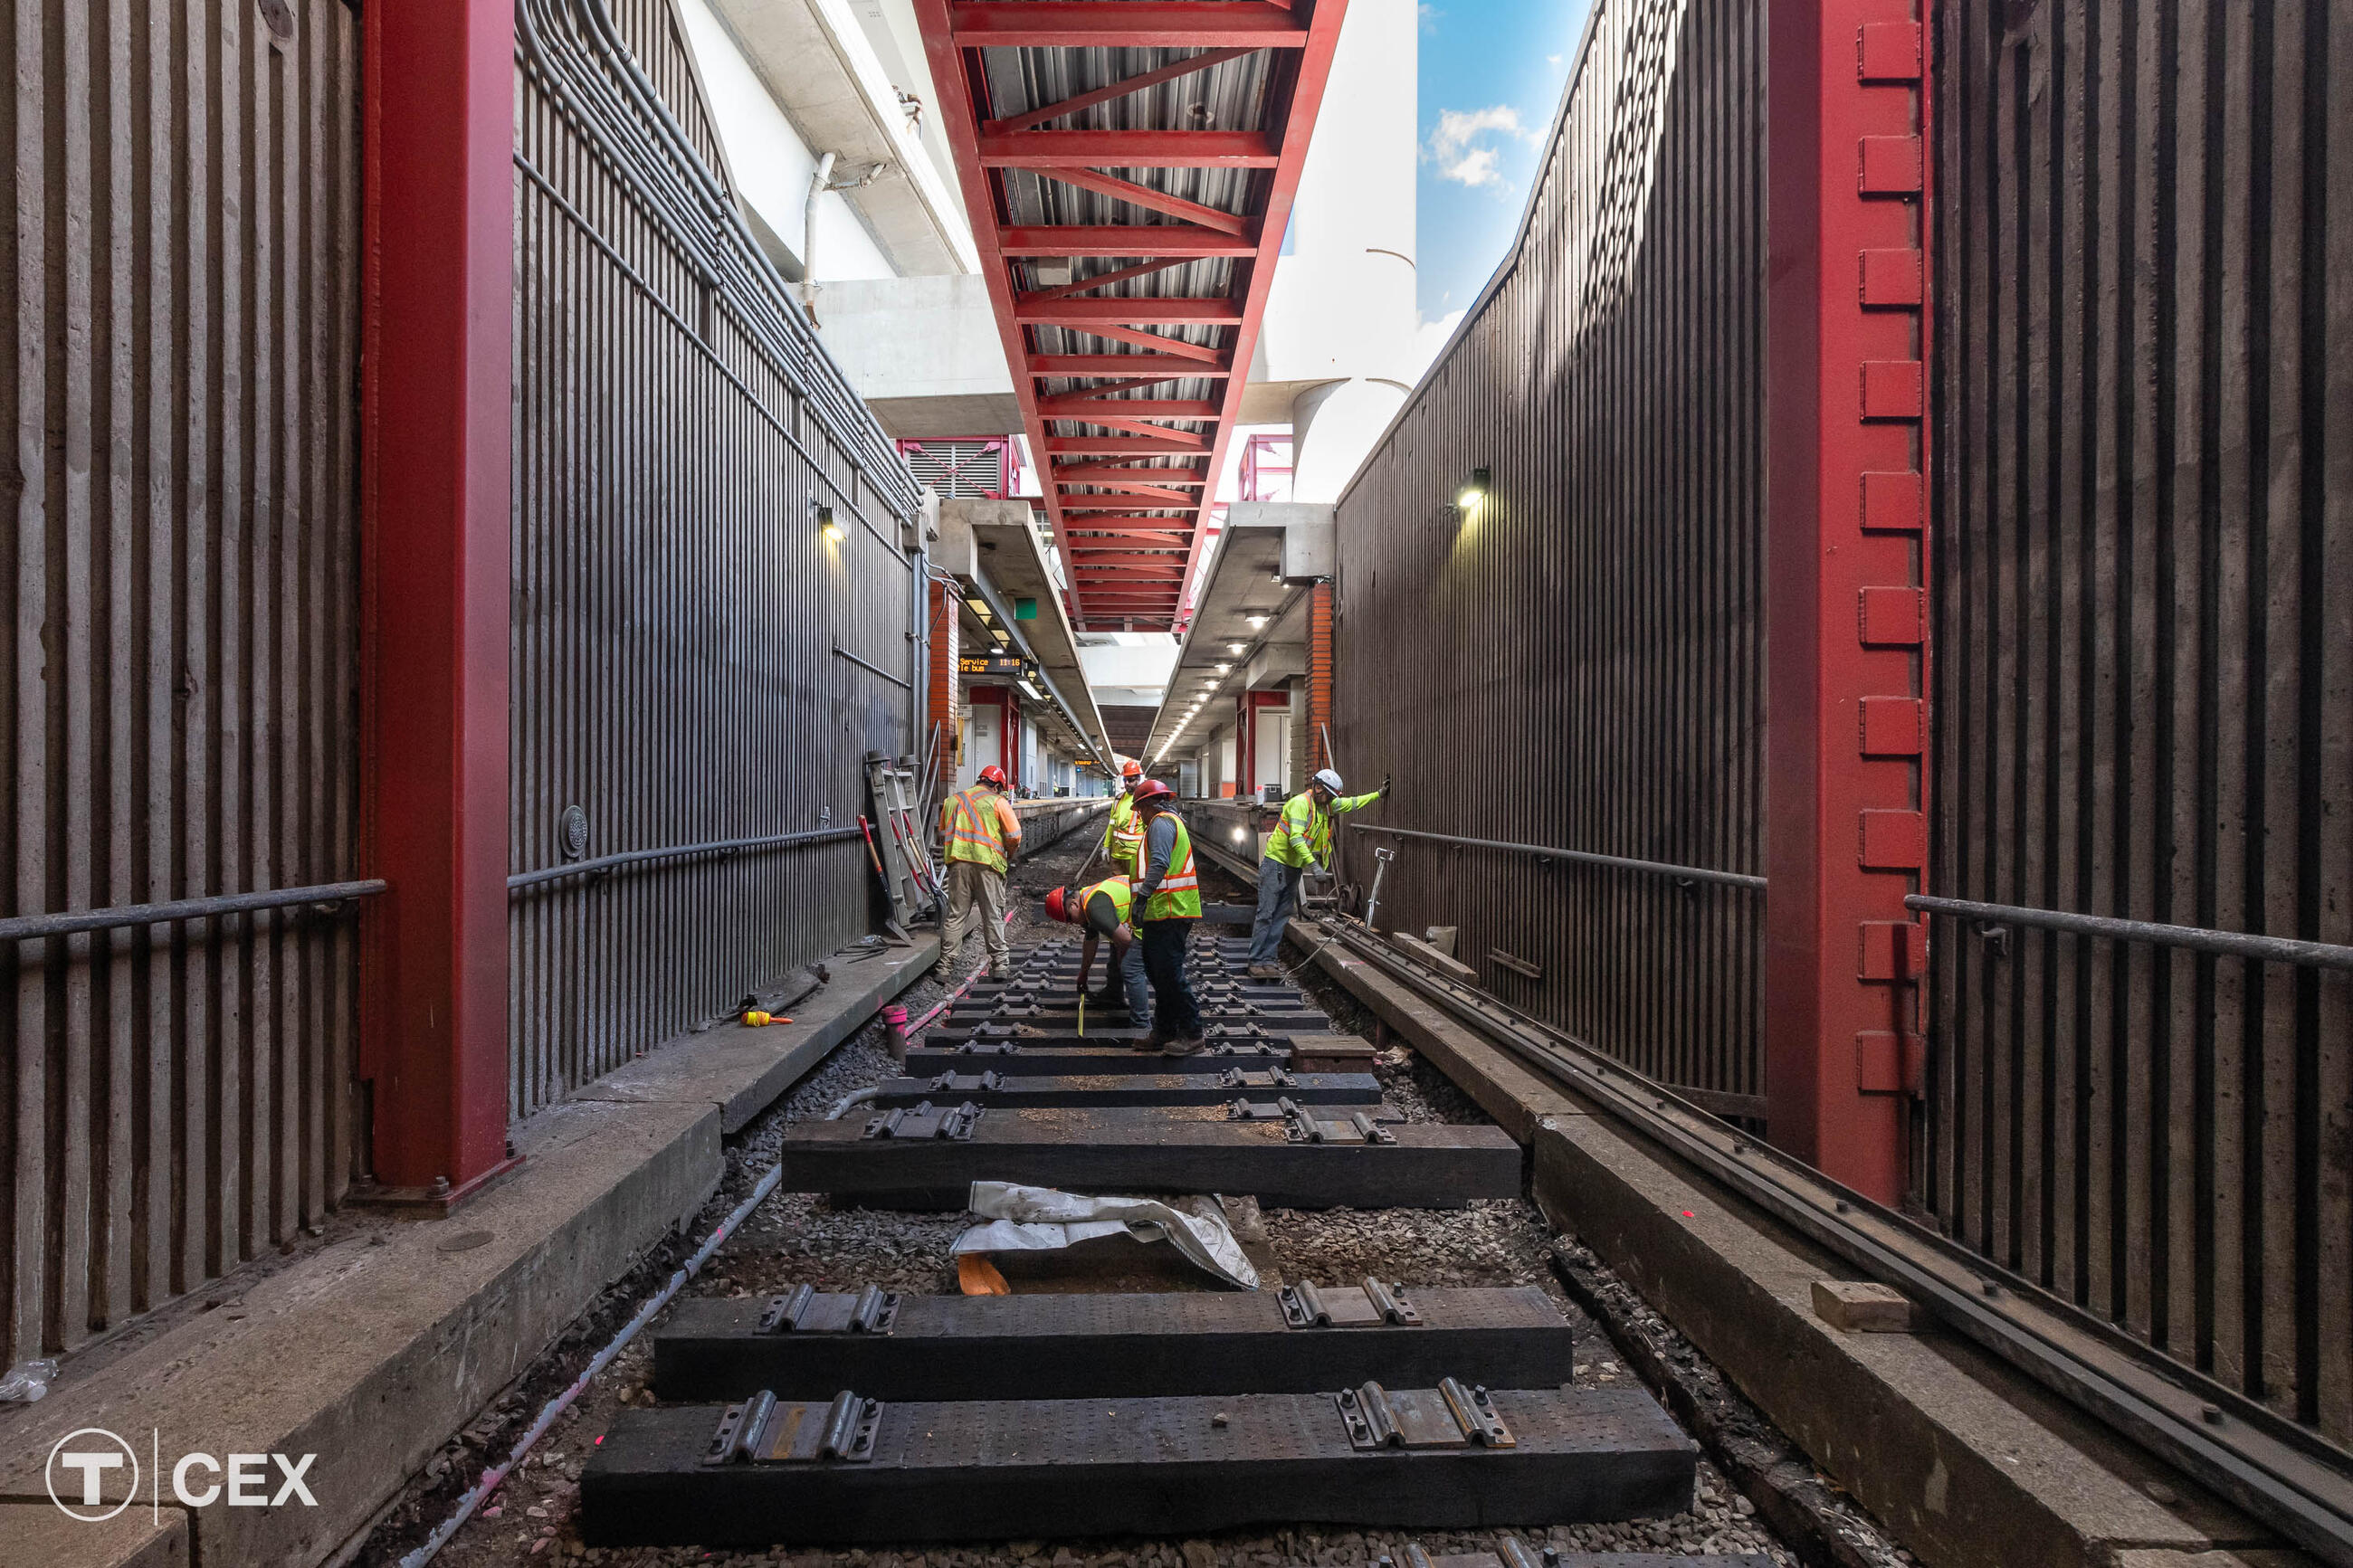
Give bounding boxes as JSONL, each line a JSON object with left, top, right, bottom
{"left": 1119, "top": 937, "right": 1150, "bottom": 1018}
{"left": 1139, "top": 919, "right": 1202, "bottom": 1039}
{"left": 1247, "top": 857, "right": 1306, "bottom": 965}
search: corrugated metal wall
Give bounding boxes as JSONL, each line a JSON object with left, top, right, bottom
{"left": 1, "top": 0, "right": 364, "bottom": 1368}
{"left": 510, "top": 0, "right": 926, "bottom": 1115}
{"left": 1926, "top": 1, "right": 2353, "bottom": 1440}
{"left": 1329, "top": 0, "right": 1767, "bottom": 1105}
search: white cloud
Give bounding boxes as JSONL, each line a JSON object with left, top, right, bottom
{"left": 1409, "top": 309, "right": 1468, "bottom": 383}
{"left": 1548, "top": 53, "right": 1564, "bottom": 66}
{"left": 1417, "top": 4, "right": 1442, "bottom": 32}
{"left": 1423, "top": 105, "right": 1542, "bottom": 189}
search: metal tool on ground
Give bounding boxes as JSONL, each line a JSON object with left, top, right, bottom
{"left": 652, "top": 1283, "right": 1580, "bottom": 1402}
{"left": 580, "top": 1383, "right": 1693, "bottom": 1547}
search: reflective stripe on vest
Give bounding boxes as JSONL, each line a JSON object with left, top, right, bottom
{"left": 1078, "top": 875, "right": 1133, "bottom": 927}
{"left": 942, "top": 786, "right": 1008, "bottom": 872}
{"left": 1107, "top": 794, "right": 1146, "bottom": 872}
{"left": 1141, "top": 815, "right": 1203, "bottom": 922}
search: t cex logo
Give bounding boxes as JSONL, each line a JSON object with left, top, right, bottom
{"left": 45, "top": 1428, "right": 318, "bottom": 1521}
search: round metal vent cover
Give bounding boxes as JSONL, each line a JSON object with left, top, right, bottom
{"left": 560, "top": 805, "right": 590, "bottom": 860}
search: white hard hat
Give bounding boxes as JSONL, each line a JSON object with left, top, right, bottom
{"left": 1312, "top": 768, "right": 1343, "bottom": 794}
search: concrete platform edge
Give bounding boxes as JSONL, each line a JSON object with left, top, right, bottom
{"left": 1282, "top": 917, "right": 2304, "bottom": 1568}
{"left": 0, "top": 937, "right": 936, "bottom": 1568}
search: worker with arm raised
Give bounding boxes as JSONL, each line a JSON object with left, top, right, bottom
{"left": 1128, "top": 780, "right": 1205, "bottom": 1055}
{"left": 936, "top": 764, "right": 1022, "bottom": 981}
{"left": 1245, "top": 766, "right": 1389, "bottom": 978}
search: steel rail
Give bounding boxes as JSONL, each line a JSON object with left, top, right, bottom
{"left": 1309, "top": 918, "right": 2353, "bottom": 1567}
{"left": 1349, "top": 822, "right": 1767, "bottom": 891}
{"left": 506, "top": 828, "right": 862, "bottom": 893}
{"left": 1908, "top": 893, "right": 2353, "bottom": 974}
{"left": 0, "top": 880, "right": 389, "bottom": 943}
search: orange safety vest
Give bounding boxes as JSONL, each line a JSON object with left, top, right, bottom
{"left": 940, "top": 785, "right": 1015, "bottom": 873}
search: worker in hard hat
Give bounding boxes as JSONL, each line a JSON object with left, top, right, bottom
{"left": 1128, "top": 779, "right": 1205, "bottom": 1053}
{"left": 1245, "top": 765, "right": 1390, "bottom": 978}
{"left": 937, "top": 764, "right": 1022, "bottom": 980}
{"left": 1043, "top": 875, "right": 1149, "bottom": 1024}
{"left": 1096, "top": 759, "right": 1151, "bottom": 1015}
{"left": 1100, "top": 758, "right": 1148, "bottom": 875}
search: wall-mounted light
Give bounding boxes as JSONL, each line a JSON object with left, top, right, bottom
{"left": 1457, "top": 467, "right": 1491, "bottom": 515}
{"left": 817, "top": 505, "right": 847, "bottom": 543}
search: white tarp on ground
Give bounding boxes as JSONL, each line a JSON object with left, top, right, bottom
{"left": 952, "top": 1182, "right": 1260, "bottom": 1290}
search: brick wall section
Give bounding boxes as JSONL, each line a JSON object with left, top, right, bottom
{"left": 1307, "top": 582, "right": 1334, "bottom": 774}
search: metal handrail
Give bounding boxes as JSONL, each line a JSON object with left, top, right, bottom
{"left": 1351, "top": 822, "right": 1767, "bottom": 891}
{"left": 832, "top": 645, "right": 913, "bottom": 689}
{"left": 507, "top": 827, "right": 862, "bottom": 893}
{"left": 1908, "top": 894, "right": 2353, "bottom": 974}
{"left": 0, "top": 879, "right": 388, "bottom": 943}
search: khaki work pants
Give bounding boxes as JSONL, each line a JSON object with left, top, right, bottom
{"left": 939, "top": 859, "right": 1011, "bottom": 974}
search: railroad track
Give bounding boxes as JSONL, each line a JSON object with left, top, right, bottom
{"left": 571, "top": 912, "right": 1772, "bottom": 1562}
{"left": 380, "top": 832, "right": 1845, "bottom": 1567}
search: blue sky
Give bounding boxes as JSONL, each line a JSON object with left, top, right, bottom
{"left": 1415, "top": 0, "right": 1594, "bottom": 331}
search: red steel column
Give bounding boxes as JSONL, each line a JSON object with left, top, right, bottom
{"left": 359, "top": 0, "right": 516, "bottom": 1198}
{"left": 1765, "top": 0, "right": 1931, "bottom": 1202}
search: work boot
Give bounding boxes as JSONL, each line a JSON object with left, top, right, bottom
{"left": 1246, "top": 963, "right": 1284, "bottom": 981}
{"left": 1133, "top": 1028, "right": 1169, "bottom": 1052}
{"left": 1160, "top": 1033, "right": 1207, "bottom": 1058}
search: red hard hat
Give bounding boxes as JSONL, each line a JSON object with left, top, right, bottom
{"left": 1132, "top": 778, "right": 1176, "bottom": 808}
{"left": 977, "top": 765, "right": 1008, "bottom": 787}
{"left": 1120, "top": 759, "right": 1143, "bottom": 779}
{"left": 1044, "top": 887, "right": 1071, "bottom": 923}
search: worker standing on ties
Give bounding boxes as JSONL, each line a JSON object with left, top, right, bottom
{"left": 1100, "top": 758, "right": 1148, "bottom": 874}
{"left": 1128, "top": 780, "right": 1205, "bottom": 1055}
{"left": 937, "top": 764, "right": 1022, "bottom": 980}
{"left": 1245, "top": 766, "right": 1389, "bottom": 979}
{"left": 1042, "top": 874, "right": 1150, "bottom": 1025}
{"left": 1096, "top": 758, "right": 1151, "bottom": 1022}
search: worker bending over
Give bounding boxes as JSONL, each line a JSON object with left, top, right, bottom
{"left": 1245, "top": 766, "right": 1389, "bottom": 979}
{"left": 1129, "top": 780, "right": 1205, "bottom": 1054}
{"left": 937, "top": 764, "right": 1021, "bottom": 980}
{"left": 1043, "top": 875, "right": 1149, "bottom": 1024}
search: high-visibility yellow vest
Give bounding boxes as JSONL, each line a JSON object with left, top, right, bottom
{"left": 1076, "top": 875, "right": 1134, "bottom": 928}
{"left": 1139, "top": 814, "right": 1202, "bottom": 922}
{"left": 941, "top": 785, "right": 1012, "bottom": 872}
{"left": 1103, "top": 792, "right": 1146, "bottom": 874}
{"left": 1264, "top": 788, "right": 1380, "bottom": 869}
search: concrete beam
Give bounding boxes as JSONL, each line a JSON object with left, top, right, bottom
{"left": 816, "top": 275, "right": 1021, "bottom": 437}
{"left": 1285, "top": 918, "right": 2304, "bottom": 1568}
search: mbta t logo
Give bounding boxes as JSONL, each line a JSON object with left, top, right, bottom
{"left": 46, "top": 1428, "right": 318, "bottom": 1521}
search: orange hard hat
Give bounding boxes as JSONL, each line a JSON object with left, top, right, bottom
{"left": 1132, "top": 778, "right": 1176, "bottom": 809}
{"left": 1120, "top": 759, "right": 1143, "bottom": 779}
{"left": 1044, "top": 886, "right": 1071, "bottom": 923}
{"left": 977, "top": 765, "right": 1008, "bottom": 787}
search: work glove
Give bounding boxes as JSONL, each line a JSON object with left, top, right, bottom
{"left": 1379, "top": 774, "right": 1393, "bottom": 800}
